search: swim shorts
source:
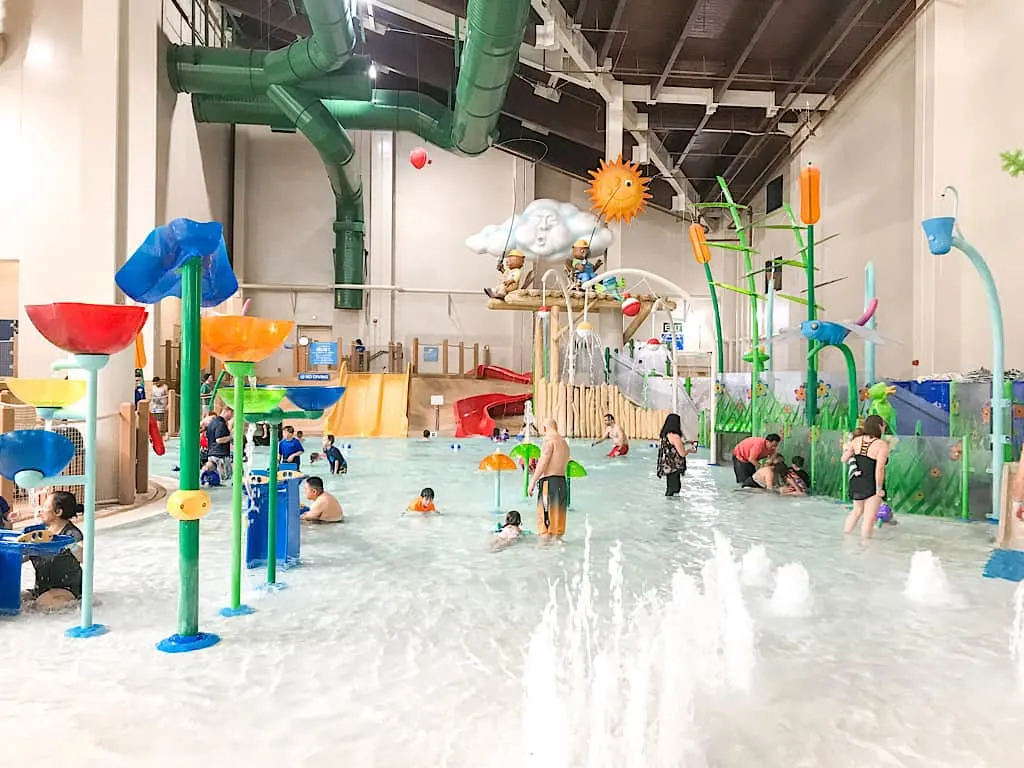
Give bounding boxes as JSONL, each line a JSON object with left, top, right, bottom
{"left": 608, "top": 444, "right": 629, "bottom": 458}
{"left": 537, "top": 476, "right": 568, "bottom": 536}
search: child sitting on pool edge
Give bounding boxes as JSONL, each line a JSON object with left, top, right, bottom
{"left": 491, "top": 510, "right": 522, "bottom": 550}
{"left": 407, "top": 487, "right": 437, "bottom": 513}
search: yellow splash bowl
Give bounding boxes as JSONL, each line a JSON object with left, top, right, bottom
{"left": 3, "top": 378, "right": 87, "bottom": 408}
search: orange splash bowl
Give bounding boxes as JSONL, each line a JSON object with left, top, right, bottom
{"left": 25, "top": 303, "right": 148, "bottom": 355}
{"left": 201, "top": 316, "right": 293, "bottom": 363}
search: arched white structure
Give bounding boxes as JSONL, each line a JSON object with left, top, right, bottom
{"left": 582, "top": 268, "right": 692, "bottom": 416}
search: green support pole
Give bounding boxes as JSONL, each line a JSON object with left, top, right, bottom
{"left": 221, "top": 360, "right": 256, "bottom": 616}
{"left": 805, "top": 224, "right": 819, "bottom": 427}
{"left": 961, "top": 436, "right": 971, "bottom": 520}
{"left": 566, "top": 477, "right": 571, "bottom": 509}
{"left": 207, "top": 367, "right": 227, "bottom": 414}
{"left": 702, "top": 262, "right": 725, "bottom": 374}
{"left": 267, "top": 425, "right": 281, "bottom": 585}
{"left": 1003, "top": 379, "right": 1014, "bottom": 463}
{"left": 717, "top": 177, "right": 761, "bottom": 433}
{"left": 840, "top": 431, "right": 849, "bottom": 502}
{"left": 178, "top": 260, "right": 202, "bottom": 634}
{"left": 835, "top": 343, "right": 858, "bottom": 432}
{"left": 157, "top": 258, "right": 219, "bottom": 652}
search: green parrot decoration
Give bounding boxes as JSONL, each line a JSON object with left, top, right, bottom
{"left": 867, "top": 382, "right": 897, "bottom": 433}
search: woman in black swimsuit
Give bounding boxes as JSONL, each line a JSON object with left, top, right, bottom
{"left": 23, "top": 491, "right": 84, "bottom": 611}
{"left": 841, "top": 415, "right": 891, "bottom": 539}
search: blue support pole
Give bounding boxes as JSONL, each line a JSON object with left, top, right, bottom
{"left": 864, "top": 262, "right": 876, "bottom": 385}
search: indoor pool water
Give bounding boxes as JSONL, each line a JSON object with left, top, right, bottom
{"left": 3, "top": 438, "right": 1023, "bottom": 767}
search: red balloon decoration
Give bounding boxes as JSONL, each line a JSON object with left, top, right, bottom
{"left": 409, "top": 147, "right": 428, "bottom": 170}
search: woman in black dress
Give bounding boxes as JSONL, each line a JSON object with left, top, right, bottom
{"left": 24, "top": 491, "right": 84, "bottom": 611}
{"left": 657, "top": 413, "right": 692, "bottom": 497}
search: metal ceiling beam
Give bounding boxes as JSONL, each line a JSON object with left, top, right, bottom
{"left": 651, "top": 0, "right": 704, "bottom": 101}
{"left": 531, "top": 0, "right": 698, "bottom": 204}
{"left": 596, "top": 0, "right": 629, "bottom": 65}
{"left": 364, "top": 31, "right": 605, "bottom": 150}
{"left": 624, "top": 84, "right": 834, "bottom": 112}
{"left": 221, "top": 0, "right": 310, "bottom": 37}
{"left": 722, "top": 0, "right": 877, "bottom": 185}
{"left": 738, "top": 0, "right": 918, "bottom": 202}
{"left": 673, "top": 0, "right": 785, "bottom": 170}
{"left": 368, "top": 0, "right": 593, "bottom": 89}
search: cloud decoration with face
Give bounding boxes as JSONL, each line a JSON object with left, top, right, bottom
{"left": 464, "top": 199, "right": 614, "bottom": 262}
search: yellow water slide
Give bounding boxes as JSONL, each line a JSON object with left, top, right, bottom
{"left": 323, "top": 364, "right": 410, "bottom": 437}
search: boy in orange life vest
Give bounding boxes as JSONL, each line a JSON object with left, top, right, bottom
{"left": 407, "top": 487, "right": 438, "bottom": 513}
{"left": 732, "top": 433, "right": 781, "bottom": 488}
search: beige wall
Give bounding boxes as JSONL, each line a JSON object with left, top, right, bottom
{"left": 750, "top": 29, "right": 917, "bottom": 379}
{"left": 0, "top": 262, "right": 18, "bottom": 318}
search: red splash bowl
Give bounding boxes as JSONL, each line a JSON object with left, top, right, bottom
{"left": 25, "top": 303, "right": 148, "bottom": 356}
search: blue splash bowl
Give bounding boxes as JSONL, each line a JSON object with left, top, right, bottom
{"left": 0, "top": 430, "right": 75, "bottom": 482}
{"left": 282, "top": 386, "right": 345, "bottom": 412}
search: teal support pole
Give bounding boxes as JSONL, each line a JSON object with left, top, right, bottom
{"left": 864, "top": 262, "right": 876, "bottom": 385}
{"left": 953, "top": 234, "right": 1003, "bottom": 521}
{"left": 922, "top": 189, "right": 1005, "bottom": 521}
{"left": 43, "top": 353, "right": 111, "bottom": 639}
{"left": 494, "top": 473, "right": 501, "bottom": 510}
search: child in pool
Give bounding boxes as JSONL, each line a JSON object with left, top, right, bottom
{"left": 750, "top": 454, "right": 788, "bottom": 490}
{"left": 780, "top": 456, "right": 810, "bottom": 496}
{"left": 492, "top": 510, "right": 522, "bottom": 550}
{"left": 407, "top": 487, "right": 437, "bottom": 513}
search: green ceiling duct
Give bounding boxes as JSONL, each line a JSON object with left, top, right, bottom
{"left": 262, "top": 0, "right": 359, "bottom": 84}
{"left": 451, "top": 0, "right": 532, "bottom": 155}
{"left": 168, "top": 47, "right": 373, "bottom": 100}
{"left": 267, "top": 84, "right": 365, "bottom": 309}
{"left": 192, "top": 90, "right": 454, "bottom": 148}
{"left": 167, "top": 0, "right": 532, "bottom": 310}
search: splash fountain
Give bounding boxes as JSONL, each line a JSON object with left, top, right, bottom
{"left": 243, "top": 383, "right": 344, "bottom": 588}
{"left": 0, "top": 302, "right": 147, "bottom": 637}
{"left": 202, "top": 314, "right": 294, "bottom": 616}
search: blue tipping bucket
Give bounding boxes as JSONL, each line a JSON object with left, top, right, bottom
{"left": 921, "top": 217, "right": 955, "bottom": 256}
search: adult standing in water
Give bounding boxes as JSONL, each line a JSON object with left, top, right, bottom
{"left": 656, "top": 413, "right": 691, "bottom": 497}
{"left": 841, "top": 415, "right": 890, "bottom": 539}
{"left": 528, "top": 419, "right": 570, "bottom": 539}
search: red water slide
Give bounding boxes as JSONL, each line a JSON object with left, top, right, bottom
{"left": 475, "top": 365, "right": 532, "bottom": 384}
{"left": 454, "top": 393, "right": 532, "bottom": 438}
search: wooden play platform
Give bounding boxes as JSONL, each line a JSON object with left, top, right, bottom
{"left": 488, "top": 289, "right": 673, "bottom": 345}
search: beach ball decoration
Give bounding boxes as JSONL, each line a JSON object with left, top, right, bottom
{"left": 537, "top": 305, "right": 550, "bottom": 320}
{"left": 621, "top": 295, "right": 641, "bottom": 317}
{"left": 576, "top": 320, "right": 595, "bottom": 338}
{"left": 646, "top": 337, "right": 662, "bottom": 348}
{"left": 409, "top": 147, "right": 430, "bottom": 169}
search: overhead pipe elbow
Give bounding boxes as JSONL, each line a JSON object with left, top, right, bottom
{"left": 263, "top": 0, "right": 360, "bottom": 85}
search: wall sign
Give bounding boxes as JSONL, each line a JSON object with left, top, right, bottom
{"left": 297, "top": 372, "right": 331, "bottom": 382}
{"left": 423, "top": 345, "right": 440, "bottom": 363}
{"left": 307, "top": 341, "right": 338, "bottom": 367}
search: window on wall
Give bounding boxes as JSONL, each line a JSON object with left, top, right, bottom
{"left": 765, "top": 175, "right": 784, "bottom": 214}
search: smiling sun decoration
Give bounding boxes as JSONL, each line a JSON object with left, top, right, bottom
{"left": 586, "top": 155, "right": 651, "bottom": 223}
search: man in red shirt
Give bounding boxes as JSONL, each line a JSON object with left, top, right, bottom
{"left": 733, "top": 433, "right": 781, "bottom": 487}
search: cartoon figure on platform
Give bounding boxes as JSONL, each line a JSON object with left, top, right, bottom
{"left": 570, "top": 239, "right": 602, "bottom": 288}
{"left": 484, "top": 249, "right": 530, "bottom": 300}
{"left": 465, "top": 199, "right": 613, "bottom": 264}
